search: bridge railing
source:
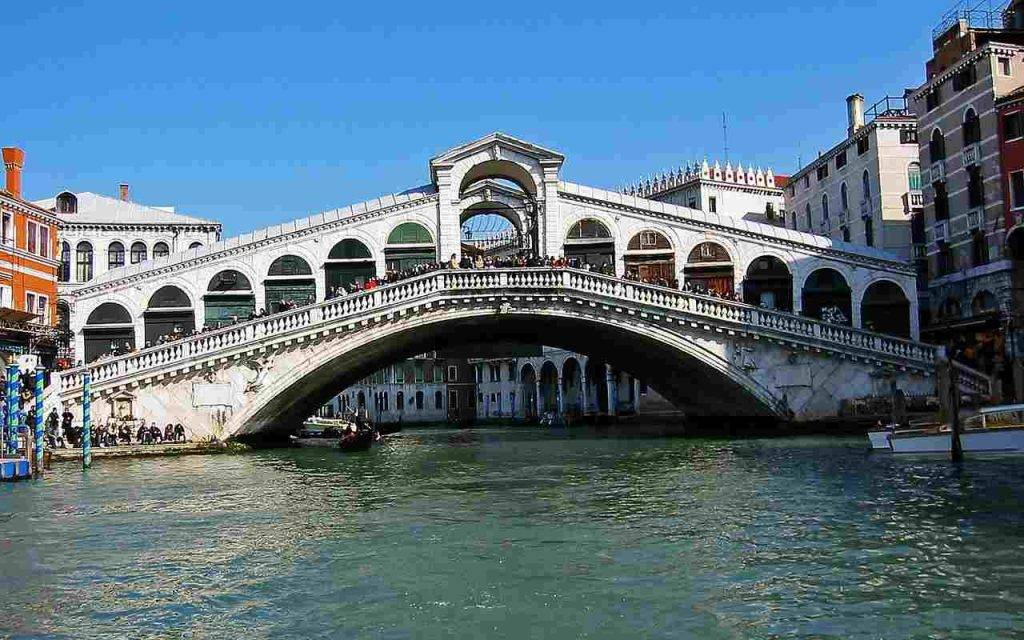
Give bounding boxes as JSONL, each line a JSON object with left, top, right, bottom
{"left": 61, "top": 267, "right": 954, "bottom": 396}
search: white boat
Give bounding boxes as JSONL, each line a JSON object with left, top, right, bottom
{"left": 868, "top": 404, "right": 1024, "bottom": 454}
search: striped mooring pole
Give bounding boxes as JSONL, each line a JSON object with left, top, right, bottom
{"left": 6, "top": 364, "right": 18, "bottom": 458}
{"left": 82, "top": 372, "right": 92, "bottom": 470}
{"left": 34, "top": 367, "right": 44, "bottom": 478}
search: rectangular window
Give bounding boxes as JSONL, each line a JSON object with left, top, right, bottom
{"left": 507, "top": 362, "right": 516, "bottom": 382}
{"left": 857, "top": 136, "right": 870, "bottom": 155}
{"left": 35, "top": 294, "right": 47, "bottom": 323}
{"left": 816, "top": 165, "right": 829, "bottom": 181}
{"left": 415, "top": 362, "right": 424, "bottom": 383}
{"left": 802, "top": 175, "right": 810, "bottom": 189}
{"left": 0, "top": 285, "right": 11, "bottom": 309}
{"left": 835, "top": 150, "right": 847, "bottom": 169}
{"left": 708, "top": 196, "right": 717, "bottom": 213}
{"left": 448, "top": 389, "right": 458, "bottom": 410}
{"left": 26, "top": 221, "right": 37, "bottom": 254}
{"left": 447, "top": 365, "right": 457, "bottom": 382}
{"left": 1011, "top": 171, "right": 1024, "bottom": 209}
{"left": 1, "top": 213, "right": 12, "bottom": 246}
{"left": 1000, "top": 57, "right": 1012, "bottom": 76}
{"left": 26, "top": 292, "right": 35, "bottom": 315}
{"left": 1003, "top": 111, "right": 1024, "bottom": 141}
{"left": 967, "top": 166, "right": 985, "bottom": 208}
{"left": 926, "top": 87, "right": 941, "bottom": 112}
{"left": 395, "top": 366, "right": 405, "bottom": 384}
{"left": 900, "top": 129, "right": 918, "bottom": 144}
{"left": 953, "top": 64, "right": 976, "bottom": 91}
{"left": 38, "top": 225, "right": 49, "bottom": 258}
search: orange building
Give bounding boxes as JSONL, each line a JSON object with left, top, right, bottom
{"left": 0, "top": 147, "right": 61, "bottom": 367}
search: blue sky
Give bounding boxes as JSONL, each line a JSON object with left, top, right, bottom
{"left": 3, "top": 0, "right": 949, "bottom": 235}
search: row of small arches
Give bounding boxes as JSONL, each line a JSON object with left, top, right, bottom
{"left": 60, "top": 240, "right": 205, "bottom": 283}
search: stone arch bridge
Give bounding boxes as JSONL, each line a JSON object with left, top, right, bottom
{"left": 51, "top": 132, "right": 986, "bottom": 438}
{"left": 55, "top": 268, "right": 985, "bottom": 441}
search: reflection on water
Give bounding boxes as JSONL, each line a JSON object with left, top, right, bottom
{"left": 2, "top": 427, "right": 1023, "bottom": 639}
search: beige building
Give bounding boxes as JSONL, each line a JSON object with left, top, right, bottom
{"left": 784, "top": 94, "right": 922, "bottom": 262}
{"left": 910, "top": 2, "right": 1024, "bottom": 395}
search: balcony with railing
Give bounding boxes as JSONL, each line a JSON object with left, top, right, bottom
{"left": 966, "top": 208, "right": 983, "bottom": 231}
{"left": 930, "top": 160, "right": 947, "bottom": 183}
{"left": 860, "top": 199, "right": 872, "bottom": 218}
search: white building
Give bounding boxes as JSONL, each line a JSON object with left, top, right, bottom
{"left": 784, "top": 94, "right": 922, "bottom": 262}
{"left": 34, "top": 186, "right": 222, "bottom": 294}
{"left": 626, "top": 160, "right": 788, "bottom": 227}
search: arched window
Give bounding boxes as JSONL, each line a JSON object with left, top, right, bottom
{"left": 929, "top": 129, "right": 946, "bottom": 162}
{"left": 326, "top": 239, "right": 376, "bottom": 291}
{"left": 821, "top": 194, "right": 830, "bottom": 223}
{"left": 742, "top": 256, "right": 793, "bottom": 311}
{"left": 861, "top": 170, "right": 871, "bottom": 202}
{"left": 840, "top": 183, "right": 849, "bottom": 210}
{"left": 684, "top": 242, "right": 734, "bottom": 294}
{"left": 130, "top": 242, "right": 147, "bottom": 264}
{"left": 144, "top": 286, "right": 195, "bottom": 345}
{"left": 83, "top": 302, "right": 135, "bottom": 362}
{"left": 76, "top": 241, "right": 93, "bottom": 282}
{"left": 108, "top": 242, "right": 125, "bottom": 270}
{"left": 624, "top": 230, "right": 675, "bottom": 286}
{"left": 805, "top": 203, "right": 812, "bottom": 230}
{"left": 153, "top": 242, "right": 170, "bottom": 259}
{"left": 435, "top": 390, "right": 443, "bottom": 410}
{"left": 416, "top": 390, "right": 424, "bottom": 410}
{"left": 939, "top": 297, "right": 962, "bottom": 320}
{"left": 971, "top": 290, "right": 998, "bottom": 316}
{"left": 55, "top": 192, "right": 77, "bottom": 214}
{"left": 564, "top": 218, "right": 615, "bottom": 271}
{"left": 801, "top": 268, "right": 852, "bottom": 325}
{"left": 265, "top": 255, "right": 315, "bottom": 312}
{"left": 188, "top": 241, "right": 203, "bottom": 250}
{"left": 908, "top": 162, "right": 922, "bottom": 191}
{"left": 59, "top": 241, "right": 71, "bottom": 283}
{"left": 386, "top": 222, "right": 433, "bottom": 245}
{"left": 860, "top": 280, "right": 910, "bottom": 337}
{"left": 566, "top": 219, "right": 611, "bottom": 240}
{"left": 963, "top": 108, "right": 981, "bottom": 146}
{"left": 268, "top": 255, "right": 313, "bottom": 276}
{"left": 205, "top": 270, "right": 255, "bottom": 328}
{"left": 396, "top": 391, "right": 405, "bottom": 411}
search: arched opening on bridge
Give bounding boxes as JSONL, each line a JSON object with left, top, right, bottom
{"left": 584, "top": 359, "right": 609, "bottom": 415}
{"left": 742, "top": 256, "right": 793, "bottom": 311}
{"left": 624, "top": 230, "right": 676, "bottom": 286}
{"left": 564, "top": 219, "right": 614, "bottom": 271}
{"left": 83, "top": 302, "right": 135, "bottom": 362}
{"left": 265, "top": 255, "right": 315, "bottom": 313}
{"left": 204, "top": 270, "right": 255, "bottom": 329}
{"left": 520, "top": 363, "right": 538, "bottom": 419}
{"left": 539, "top": 361, "right": 559, "bottom": 413}
{"left": 144, "top": 286, "right": 195, "bottom": 345}
{"left": 801, "top": 268, "right": 852, "bottom": 325}
{"left": 385, "top": 223, "right": 436, "bottom": 272}
{"left": 684, "top": 242, "right": 734, "bottom": 294}
{"left": 860, "top": 280, "right": 911, "bottom": 337}
{"left": 562, "top": 357, "right": 583, "bottom": 417}
{"left": 458, "top": 160, "right": 538, "bottom": 198}
{"left": 325, "top": 239, "right": 376, "bottom": 294}
{"left": 461, "top": 208, "right": 524, "bottom": 260}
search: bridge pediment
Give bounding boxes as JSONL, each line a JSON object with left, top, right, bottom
{"left": 430, "top": 132, "right": 564, "bottom": 197}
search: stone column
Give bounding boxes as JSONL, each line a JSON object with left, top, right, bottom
{"left": 581, "top": 374, "right": 589, "bottom": 414}
{"left": 605, "top": 364, "right": 617, "bottom": 416}
{"left": 633, "top": 377, "right": 642, "bottom": 413}
{"left": 539, "top": 160, "right": 563, "bottom": 257}
{"left": 557, "top": 375, "right": 564, "bottom": 414}
{"left": 434, "top": 167, "right": 461, "bottom": 263}
{"left": 535, "top": 379, "right": 542, "bottom": 417}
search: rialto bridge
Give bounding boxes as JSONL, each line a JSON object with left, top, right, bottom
{"left": 52, "top": 133, "right": 984, "bottom": 438}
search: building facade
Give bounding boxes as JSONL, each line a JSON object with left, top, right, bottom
{"left": 911, "top": 2, "right": 1024, "bottom": 397}
{"left": 32, "top": 186, "right": 221, "bottom": 363}
{"left": 784, "top": 94, "right": 922, "bottom": 263}
{"left": 0, "top": 148, "right": 61, "bottom": 367}
{"left": 628, "top": 160, "right": 788, "bottom": 227}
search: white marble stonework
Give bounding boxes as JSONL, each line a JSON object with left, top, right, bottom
{"left": 50, "top": 134, "right": 953, "bottom": 437}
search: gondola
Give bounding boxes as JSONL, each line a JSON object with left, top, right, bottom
{"left": 338, "top": 428, "right": 377, "bottom": 452}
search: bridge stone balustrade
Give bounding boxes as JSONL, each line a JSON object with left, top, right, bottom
{"left": 51, "top": 268, "right": 984, "bottom": 441}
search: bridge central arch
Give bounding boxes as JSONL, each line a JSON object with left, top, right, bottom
{"left": 227, "top": 307, "right": 783, "bottom": 440}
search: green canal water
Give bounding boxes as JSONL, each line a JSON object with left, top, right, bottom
{"left": 2, "top": 427, "right": 1024, "bottom": 639}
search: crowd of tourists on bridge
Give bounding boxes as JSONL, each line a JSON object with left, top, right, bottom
{"left": 45, "top": 408, "right": 189, "bottom": 448}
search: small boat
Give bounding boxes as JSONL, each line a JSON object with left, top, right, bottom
{"left": 289, "top": 417, "right": 355, "bottom": 448}
{"left": 338, "top": 428, "right": 377, "bottom": 452}
{"left": 868, "top": 404, "right": 1024, "bottom": 454}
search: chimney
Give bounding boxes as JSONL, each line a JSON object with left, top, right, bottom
{"left": 2, "top": 147, "right": 25, "bottom": 200}
{"left": 119, "top": 183, "right": 130, "bottom": 202}
{"left": 846, "top": 93, "right": 865, "bottom": 136}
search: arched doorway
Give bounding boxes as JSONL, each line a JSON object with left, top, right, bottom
{"left": 144, "top": 286, "right": 195, "bottom": 345}
{"left": 265, "top": 255, "right": 315, "bottom": 313}
{"left": 561, "top": 358, "right": 583, "bottom": 416}
{"left": 204, "top": 270, "right": 255, "bottom": 328}
{"left": 539, "top": 361, "right": 559, "bottom": 413}
{"left": 624, "top": 230, "right": 676, "bottom": 286}
{"left": 684, "top": 242, "right": 734, "bottom": 294}
{"left": 564, "top": 219, "right": 614, "bottom": 272}
{"left": 802, "top": 268, "right": 852, "bottom": 325}
{"left": 743, "top": 256, "right": 793, "bottom": 311}
{"left": 325, "top": 239, "right": 376, "bottom": 294}
{"left": 83, "top": 302, "right": 135, "bottom": 362}
{"left": 860, "top": 281, "right": 911, "bottom": 337}
{"left": 385, "top": 223, "right": 436, "bottom": 272}
{"left": 520, "top": 364, "right": 537, "bottom": 419}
